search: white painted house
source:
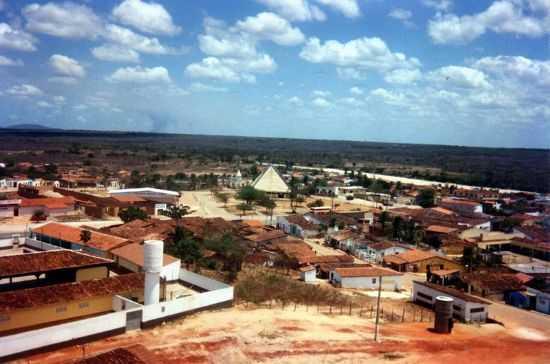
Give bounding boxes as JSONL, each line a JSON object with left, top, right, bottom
{"left": 299, "top": 265, "right": 317, "bottom": 283}
{"left": 277, "top": 214, "right": 319, "bottom": 239}
{"left": 412, "top": 281, "right": 491, "bottom": 322}
{"left": 361, "top": 241, "right": 409, "bottom": 264}
{"left": 526, "top": 287, "right": 550, "bottom": 315}
{"left": 330, "top": 267, "right": 403, "bottom": 290}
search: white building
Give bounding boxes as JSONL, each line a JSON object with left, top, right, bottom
{"left": 251, "top": 166, "right": 289, "bottom": 196}
{"left": 277, "top": 214, "right": 319, "bottom": 239}
{"left": 109, "top": 187, "right": 180, "bottom": 205}
{"left": 330, "top": 267, "right": 403, "bottom": 290}
{"left": 412, "top": 281, "right": 491, "bottom": 322}
{"left": 526, "top": 287, "right": 550, "bottom": 315}
{"left": 299, "top": 265, "right": 317, "bottom": 283}
{"left": 361, "top": 242, "right": 409, "bottom": 264}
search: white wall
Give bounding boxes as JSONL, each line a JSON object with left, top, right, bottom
{"left": 0, "top": 311, "right": 127, "bottom": 358}
{"left": 142, "top": 287, "right": 233, "bottom": 323}
{"left": 162, "top": 260, "right": 181, "bottom": 281}
{"left": 179, "top": 269, "right": 231, "bottom": 291}
{"left": 334, "top": 273, "right": 402, "bottom": 290}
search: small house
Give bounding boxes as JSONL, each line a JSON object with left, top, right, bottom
{"left": 330, "top": 267, "right": 403, "bottom": 290}
{"left": 299, "top": 265, "right": 317, "bottom": 283}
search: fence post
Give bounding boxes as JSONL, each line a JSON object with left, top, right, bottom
{"left": 402, "top": 307, "right": 405, "bottom": 322}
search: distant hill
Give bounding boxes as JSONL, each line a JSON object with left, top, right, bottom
{"left": 3, "top": 123, "right": 55, "bottom": 130}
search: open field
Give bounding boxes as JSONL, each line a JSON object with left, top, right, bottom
{"left": 15, "top": 305, "right": 550, "bottom": 364}
{"left": 1, "top": 129, "right": 548, "bottom": 193}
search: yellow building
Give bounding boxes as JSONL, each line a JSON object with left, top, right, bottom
{"left": 383, "top": 249, "right": 463, "bottom": 273}
{"left": 0, "top": 273, "right": 144, "bottom": 334}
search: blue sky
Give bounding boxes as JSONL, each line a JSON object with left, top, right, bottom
{"left": 0, "top": 0, "right": 549, "bottom": 148}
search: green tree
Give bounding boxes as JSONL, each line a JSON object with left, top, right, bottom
{"left": 168, "top": 226, "right": 202, "bottom": 270}
{"left": 416, "top": 188, "right": 436, "bottom": 208}
{"left": 214, "top": 191, "right": 230, "bottom": 207}
{"left": 162, "top": 205, "right": 190, "bottom": 220}
{"left": 258, "top": 195, "right": 276, "bottom": 223}
{"left": 205, "top": 233, "right": 245, "bottom": 281}
{"left": 118, "top": 206, "right": 147, "bottom": 223}
{"left": 237, "top": 202, "right": 252, "bottom": 217}
{"left": 237, "top": 186, "right": 261, "bottom": 206}
{"left": 392, "top": 216, "right": 403, "bottom": 240}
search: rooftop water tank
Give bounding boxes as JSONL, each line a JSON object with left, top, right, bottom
{"left": 144, "top": 240, "right": 163, "bottom": 305}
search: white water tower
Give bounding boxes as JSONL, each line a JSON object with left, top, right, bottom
{"left": 143, "top": 240, "right": 163, "bottom": 305}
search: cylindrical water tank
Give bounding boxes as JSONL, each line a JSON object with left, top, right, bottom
{"left": 143, "top": 240, "right": 164, "bottom": 305}
{"left": 144, "top": 240, "right": 163, "bottom": 273}
{"left": 434, "top": 296, "right": 454, "bottom": 334}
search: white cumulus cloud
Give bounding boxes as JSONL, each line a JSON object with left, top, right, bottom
{"left": 112, "top": 0, "right": 181, "bottom": 36}
{"left": 300, "top": 37, "right": 420, "bottom": 72}
{"left": 314, "top": 0, "right": 361, "bottom": 18}
{"left": 23, "top": 2, "right": 103, "bottom": 39}
{"left": 91, "top": 44, "right": 140, "bottom": 63}
{"left": 428, "top": 1, "right": 549, "bottom": 45}
{"left": 0, "top": 23, "right": 37, "bottom": 51}
{"left": 428, "top": 65, "right": 491, "bottom": 89}
{"left": 236, "top": 12, "right": 305, "bottom": 46}
{"left": 107, "top": 66, "right": 171, "bottom": 83}
{"left": 6, "top": 84, "right": 43, "bottom": 97}
{"left": 256, "top": 0, "right": 326, "bottom": 21}
{"left": 49, "top": 54, "right": 86, "bottom": 78}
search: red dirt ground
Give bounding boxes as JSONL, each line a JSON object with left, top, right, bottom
{"left": 11, "top": 307, "right": 550, "bottom": 364}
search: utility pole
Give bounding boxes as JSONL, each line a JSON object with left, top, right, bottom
{"left": 374, "top": 275, "right": 382, "bottom": 342}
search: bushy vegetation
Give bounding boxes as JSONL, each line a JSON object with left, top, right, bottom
{"left": 235, "top": 270, "right": 353, "bottom": 307}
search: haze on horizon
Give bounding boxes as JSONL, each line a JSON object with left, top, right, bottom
{"left": 0, "top": 0, "right": 549, "bottom": 148}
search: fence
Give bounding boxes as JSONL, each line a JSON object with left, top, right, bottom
{"left": 238, "top": 300, "right": 435, "bottom": 324}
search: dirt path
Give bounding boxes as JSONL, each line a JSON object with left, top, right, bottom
{"left": 16, "top": 306, "right": 550, "bottom": 364}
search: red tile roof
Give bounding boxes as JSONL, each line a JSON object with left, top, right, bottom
{"left": 20, "top": 196, "right": 75, "bottom": 209}
{"left": 111, "top": 242, "right": 179, "bottom": 268}
{"left": 33, "top": 222, "right": 130, "bottom": 252}
{"left": 383, "top": 249, "right": 437, "bottom": 265}
{"left": 0, "top": 273, "right": 144, "bottom": 313}
{"left": 426, "top": 225, "right": 458, "bottom": 234}
{"left": 335, "top": 266, "right": 402, "bottom": 278}
{"left": 0, "top": 250, "right": 112, "bottom": 278}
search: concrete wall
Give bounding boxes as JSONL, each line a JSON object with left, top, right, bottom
{"left": 141, "top": 268, "right": 233, "bottom": 323}
{"left": 0, "top": 310, "right": 127, "bottom": 359}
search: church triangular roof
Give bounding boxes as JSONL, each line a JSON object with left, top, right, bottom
{"left": 251, "top": 166, "right": 289, "bottom": 194}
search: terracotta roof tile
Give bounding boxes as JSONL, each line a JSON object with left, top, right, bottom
{"left": 33, "top": 222, "right": 130, "bottom": 252}
{"left": 0, "top": 250, "right": 112, "bottom": 278}
{"left": 111, "top": 242, "right": 179, "bottom": 268}
{"left": 0, "top": 273, "right": 144, "bottom": 313}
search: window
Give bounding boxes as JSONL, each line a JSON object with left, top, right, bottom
{"left": 417, "top": 292, "right": 432, "bottom": 300}
{"left": 372, "top": 278, "right": 377, "bottom": 284}
{"left": 470, "top": 307, "right": 485, "bottom": 313}
{"left": 56, "top": 306, "right": 67, "bottom": 313}
{"left": 79, "top": 302, "right": 90, "bottom": 309}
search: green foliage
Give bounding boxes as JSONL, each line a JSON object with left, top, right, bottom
{"left": 237, "top": 186, "right": 262, "bottom": 206}
{"left": 204, "top": 233, "right": 245, "bottom": 280}
{"left": 168, "top": 226, "right": 202, "bottom": 269}
{"left": 161, "top": 205, "right": 190, "bottom": 220}
{"left": 118, "top": 206, "right": 147, "bottom": 223}
{"left": 214, "top": 191, "right": 230, "bottom": 206}
{"left": 416, "top": 188, "right": 436, "bottom": 208}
